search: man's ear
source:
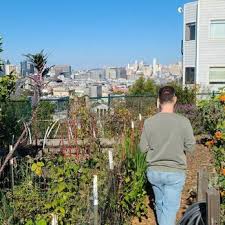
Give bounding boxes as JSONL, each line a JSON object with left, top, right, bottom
{"left": 157, "top": 98, "right": 160, "bottom": 109}
{"left": 173, "top": 96, "right": 177, "bottom": 104}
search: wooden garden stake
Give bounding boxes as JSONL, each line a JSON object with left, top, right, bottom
{"left": 207, "top": 188, "right": 220, "bottom": 225}
{"left": 9, "top": 145, "right": 14, "bottom": 189}
{"left": 51, "top": 214, "right": 58, "bottom": 225}
{"left": 139, "top": 113, "right": 142, "bottom": 121}
{"left": 93, "top": 175, "right": 98, "bottom": 225}
{"left": 197, "top": 167, "right": 208, "bottom": 202}
{"left": 108, "top": 149, "right": 114, "bottom": 170}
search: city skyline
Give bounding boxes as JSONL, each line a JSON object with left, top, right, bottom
{"left": 0, "top": 0, "right": 191, "bottom": 69}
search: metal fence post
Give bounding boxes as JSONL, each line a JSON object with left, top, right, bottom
{"left": 206, "top": 188, "right": 220, "bottom": 225}
{"left": 108, "top": 94, "right": 111, "bottom": 110}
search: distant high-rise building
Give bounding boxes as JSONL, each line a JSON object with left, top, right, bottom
{"left": 105, "top": 67, "right": 118, "bottom": 80}
{"left": 117, "top": 67, "right": 127, "bottom": 79}
{"left": 89, "top": 85, "right": 102, "bottom": 98}
{"left": 5, "top": 64, "right": 17, "bottom": 75}
{"left": 20, "top": 61, "right": 35, "bottom": 77}
{"left": 153, "top": 58, "right": 157, "bottom": 75}
{"left": 54, "top": 65, "right": 72, "bottom": 77}
{"left": 89, "top": 68, "right": 105, "bottom": 80}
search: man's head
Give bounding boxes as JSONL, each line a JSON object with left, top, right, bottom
{"left": 158, "top": 86, "right": 177, "bottom": 106}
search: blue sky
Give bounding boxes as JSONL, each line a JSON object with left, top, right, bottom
{"left": 0, "top": 0, "right": 192, "bottom": 69}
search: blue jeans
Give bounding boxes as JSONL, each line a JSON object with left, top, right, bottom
{"left": 147, "top": 169, "right": 186, "bottom": 225}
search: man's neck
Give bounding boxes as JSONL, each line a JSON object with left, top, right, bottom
{"left": 160, "top": 104, "right": 174, "bottom": 113}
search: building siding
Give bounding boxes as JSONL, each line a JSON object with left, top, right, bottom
{"left": 197, "top": 0, "right": 225, "bottom": 90}
{"left": 183, "top": 1, "right": 197, "bottom": 85}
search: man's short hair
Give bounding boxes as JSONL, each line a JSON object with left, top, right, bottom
{"left": 158, "top": 86, "right": 176, "bottom": 104}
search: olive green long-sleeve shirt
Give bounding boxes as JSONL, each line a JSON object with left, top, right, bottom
{"left": 139, "top": 112, "right": 196, "bottom": 172}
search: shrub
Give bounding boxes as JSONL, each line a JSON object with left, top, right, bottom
{"left": 201, "top": 92, "right": 225, "bottom": 223}
{"left": 175, "top": 104, "right": 204, "bottom": 135}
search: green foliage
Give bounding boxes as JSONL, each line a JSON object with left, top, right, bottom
{"left": 36, "top": 101, "right": 56, "bottom": 120}
{"left": 167, "top": 82, "right": 197, "bottom": 104}
{"left": 119, "top": 134, "right": 148, "bottom": 221}
{"left": 198, "top": 97, "right": 225, "bottom": 135}
{"left": 176, "top": 104, "right": 204, "bottom": 135}
{"left": 129, "top": 76, "right": 157, "bottom": 96}
{"left": 8, "top": 133, "right": 112, "bottom": 225}
{"left": 0, "top": 74, "right": 17, "bottom": 102}
{"left": 0, "top": 192, "right": 14, "bottom": 225}
{"left": 24, "top": 50, "right": 52, "bottom": 77}
{"left": 201, "top": 92, "right": 225, "bottom": 223}
{"left": 104, "top": 106, "right": 132, "bottom": 138}
{"left": 32, "top": 101, "right": 56, "bottom": 139}
{"left": 0, "top": 101, "right": 31, "bottom": 148}
{"left": 24, "top": 50, "right": 54, "bottom": 108}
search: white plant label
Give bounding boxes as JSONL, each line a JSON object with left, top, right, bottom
{"left": 51, "top": 214, "right": 58, "bottom": 225}
{"left": 131, "top": 121, "right": 134, "bottom": 129}
{"left": 9, "top": 145, "right": 13, "bottom": 165}
{"left": 93, "top": 175, "right": 98, "bottom": 206}
{"left": 108, "top": 150, "right": 114, "bottom": 170}
{"left": 139, "top": 113, "right": 142, "bottom": 121}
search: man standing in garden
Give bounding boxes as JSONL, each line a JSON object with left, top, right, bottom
{"left": 140, "top": 86, "right": 196, "bottom": 225}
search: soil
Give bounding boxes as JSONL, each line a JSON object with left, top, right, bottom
{"left": 131, "top": 144, "right": 214, "bottom": 225}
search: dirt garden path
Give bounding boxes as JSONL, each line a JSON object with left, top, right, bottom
{"left": 132, "top": 143, "right": 214, "bottom": 225}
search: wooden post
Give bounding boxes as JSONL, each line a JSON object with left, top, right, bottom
{"left": 197, "top": 167, "right": 208, "bottom": 202}
{"left": 206, "top": 188, "right": 220, "bottom": 225}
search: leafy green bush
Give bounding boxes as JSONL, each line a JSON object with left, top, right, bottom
{"left": 176, "top": 104, "right": 204, "bottom": 135}
{"left": 167, "top": 82, "right": 197, "bottom": 104}
{"left": 201, "top": 92, "right": 225, "bottom": 223}
{"left": 0, "top": 101, "right": 31, "bottom": 148}
{"left": 129, "top": 76, "right": 157, "bottom": 96}
{"left": 0, "top": 192, "right": 14, "bottom": 225}
{"left": 10, "top": 149, "right": 109, "bottom": 224}
{"left": 118, "top": 134, "right": 148, "bottom": 221}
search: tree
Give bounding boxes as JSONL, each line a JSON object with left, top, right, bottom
{"left": 129, "top": 76, "right": 146, "bottom": 95}
{"left": 144, "top": 78, "right": 157, "bottom": 95}
{"left": 0, "top": 74, "right": 17, "bottom": 102}
{"left": 0, "top": 37, "right": 16, "bottom": 101}
{"left": 167, "top": 81, "right": 197, "bottom": 104}
{"left": 129, "top": 76, "right": 157, "bottom": 95}
{"left": 24, "top": 50, "right": 54, "bottom": 108}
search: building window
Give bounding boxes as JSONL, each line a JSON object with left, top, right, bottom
{"left": 185, "top": 67, "right": 195, "bottom": 84}
{"left": 186, "top": 23, "right": 196, "bottom": 41}
{"left": 209, "top": 67, "right": 225, "bottom": 84}
{"left": 210, "top": 20, "right": 225, "bottom": 39}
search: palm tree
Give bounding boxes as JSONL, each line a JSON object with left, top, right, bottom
{"left": 24, "top": 50, "right": 54, "bottom": 108}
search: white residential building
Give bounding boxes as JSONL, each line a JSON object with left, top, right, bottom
{"left": 183, "top": 0, "right": 225, "bottom": 91}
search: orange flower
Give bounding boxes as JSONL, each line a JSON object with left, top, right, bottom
{"left": 215, "top": 131, "right": 222, "bottom": 140}
{"left": 221, "top": 168, "right": 225, "bottom": 176}
{"left": 205, "top": 140, "right": 214, "bottom": 148}
{"left": 219, "top": 95, "right": 225, "bottom": 102}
